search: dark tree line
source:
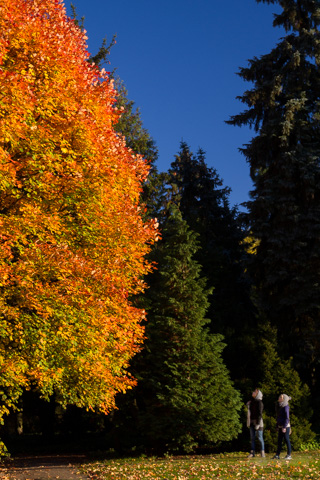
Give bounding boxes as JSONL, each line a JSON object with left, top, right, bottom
{"left": 227, "top": 0, "right": 320, "bottom": 382}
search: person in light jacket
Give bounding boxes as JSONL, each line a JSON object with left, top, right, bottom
{"left": 247, "top": 388, "right": 265, "bottom": 458}
{"left": 272, "top": 393, "right": 292, "bottom": 460}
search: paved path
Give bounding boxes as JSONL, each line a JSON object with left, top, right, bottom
{"left": 0, "top": 454, "right": 91, "bottom": 480}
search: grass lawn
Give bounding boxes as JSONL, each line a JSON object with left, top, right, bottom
{"left": 82, "top": 450, "right": 320, "bottom": 479}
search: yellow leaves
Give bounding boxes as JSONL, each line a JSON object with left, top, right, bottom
{"left": 242, "top": 233, "right": 260, "bottom": 255}
{"left": 0, "top": 273, "right": 8, "bottom": 286}
{"left": 0, "top": 0, "right": 158, "bottom": 418}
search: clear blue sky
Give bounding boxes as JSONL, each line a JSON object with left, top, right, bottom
{"left": 66, "top": 0, "right": 283, "bottom": 209}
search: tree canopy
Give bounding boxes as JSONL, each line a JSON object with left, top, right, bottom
{"left": 227, "top": 0, "right": 320, "bottom": 380}
{"left": 0, "top": 0, "right": 158, "bottom": 422}
{"left": 133, "top": 206, "right": 242, "bottom": 453}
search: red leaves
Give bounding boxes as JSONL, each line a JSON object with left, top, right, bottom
{"left": 0, "top": 0, "right": 158, "bottom": 418}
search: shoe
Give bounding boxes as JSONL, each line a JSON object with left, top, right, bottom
{"left": 247, "top": 452, "right": 255, "bottom": 458}
{"left": 284, "top": 455, "right": 292, "bottom": 460}
{"left": 261, "top": 450, "right": 266, "bottom": 457}
{"left": 272, "top": 455, "right": 280, "bottom": 459}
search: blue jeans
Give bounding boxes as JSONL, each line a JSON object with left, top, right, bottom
{"left": 250, "top": 425, "right": 265, "bottom": 452}
{"left": 276, "top": 427, "right": 291, "bottom": 455}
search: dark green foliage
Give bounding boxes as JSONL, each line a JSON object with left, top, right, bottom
{"left": 113, "top": 80, "right": 158, "bottom": 166}
{"left": 89, "top": 35, "right": 117, "bottom": 69}
{"left": 71, "top": 5, "right": 116, "bottom": 69}
{"left": 167, "top": 143, "right": 248, "bottom": 329}
{"left": 70, "top": 3, "right": 85, "bottom": 29}
{"left": 165, "top": 143, "right": 258, "bottom": 385}
{"left": 227, "top": 0, "right": 320, "bottom": 384}
{"left": 257, "top": 323, "right": 315, "bottom": 452}
{"left": 112, "top": 79, "right": 166, "bottom": 219}
{"left": 134, "top": 207, "right": 242, "bottom": 453}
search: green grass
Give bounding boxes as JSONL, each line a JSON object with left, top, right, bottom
{"left": 82, "top": 451, "right": 320, "bottom": 479}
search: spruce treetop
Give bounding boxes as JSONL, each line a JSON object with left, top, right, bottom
{"left": 227, "top": 0, "right": 320, "bottom": 377}
{"left": 257, "top": 0, "right": 320, "bottom": 32}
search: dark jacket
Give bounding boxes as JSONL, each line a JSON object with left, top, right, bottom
{"left": 277, "top": 404, "right": 290, "bottom": 429}
{"left": 250, "top": 398, "right": 263, "bottom": 424}
{"left": 249, "top": 390, "right": 264, "bottom": 428}
{"left": 276, "top": 394, "right": 291, "bottom": 429}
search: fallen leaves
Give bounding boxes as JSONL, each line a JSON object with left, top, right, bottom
{"left": 82, "top": 451, "right": 320, "bottom": 480}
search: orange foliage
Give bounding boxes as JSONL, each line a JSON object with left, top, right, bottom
{"left": 0, "top": 0, "right": 158, "bottom": 419}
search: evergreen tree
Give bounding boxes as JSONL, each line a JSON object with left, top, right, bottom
{"left": 112, "top": 79, "right": 167, "bottom": 219}
{"left": 166, "top": 143, "right": 257, "bottom": 386}
{"left": 227, "top": 0, "right": 320, "bottom": 384}
{"left": 257, "top": 323, "right": 315, "bottom": 452}
{"left": 133, "top": 206, "right": 242, "bottom": 453}
{"left": 113, "top": 80, "right": 158, "bottom": 165}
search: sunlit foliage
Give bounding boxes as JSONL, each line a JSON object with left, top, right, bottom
{"left": 0, "top": 0, "right": 158, "bottom": 421}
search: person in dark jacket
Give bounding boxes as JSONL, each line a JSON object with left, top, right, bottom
{"left": 272, "top": 393, "right": 292, "bottom": 460}
{"left": 247, "top": 388, "right": 265, "bottom": 458}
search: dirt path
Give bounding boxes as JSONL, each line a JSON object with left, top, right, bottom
{"left": 0, "top": 454, "right": 91, "bottom": 480}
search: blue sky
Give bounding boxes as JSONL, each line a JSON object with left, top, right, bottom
{"left": 66, "top": 0, "right": 283, "bottom": 209}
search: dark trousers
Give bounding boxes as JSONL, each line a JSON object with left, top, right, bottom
{"left": 276, "top": 427, "right": 291, "bottom": 455}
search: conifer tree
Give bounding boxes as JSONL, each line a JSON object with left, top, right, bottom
{"left": 113, "top": 80, "right": 158, "bottom": 166}
{"left": 133, "top": 206, "right": 242, "bottom": 453}
{"left": 166, "top": 143, "right": 257, "bottom": 385}
{"left": 227, "top": 0, "right": 320, "bottom": 384}
{"left": 257, "top": 323, "right": 315, "bottom": 451}
{"left": 112, "top": 80, "right": 167, "bottom": 220}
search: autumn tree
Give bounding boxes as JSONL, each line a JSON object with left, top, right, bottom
{"left": 227, "top": 0, "right": 320, "bottom": 387}
{"left": 73, "top": 6, "right": 164, "bottom": 223}
{"left": 0, "top": 0, "right": 157, "bottom": 429}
